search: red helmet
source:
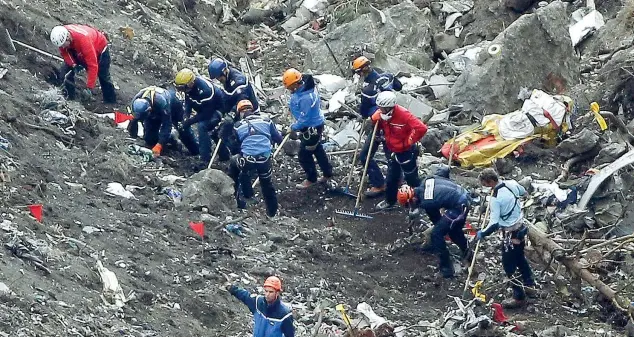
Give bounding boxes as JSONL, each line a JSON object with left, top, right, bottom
{"left": 263, "top": 276, "right": 282, "bottom": 291}
{"left": 397, "top": 185, "right": 414, "bottom": 206}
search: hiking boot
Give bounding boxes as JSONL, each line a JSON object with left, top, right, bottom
{"left": 318, "top": 176, "right": 330, "bottom": 183}
{"left": 501, "top": 298, "right": 526, "bottom": 309}
{"left": 524, "top": 286, "right": 539, "bottom": 299}
{"left": 296, "top": 180, "right": 315, "bottom": 189}
{"left": 375, "top": 200, "right": 396, "bottom": 211}
{"left": 440, "top": 263, "right": 455, "bottom": 279}
{"left": 364, "top": 186, "right": 386, "bottom": 198}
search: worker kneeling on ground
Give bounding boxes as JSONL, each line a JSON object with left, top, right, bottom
{"left": 398, "top": 179, "right": 473, "bottom": 278}
{"left": 174, "top": 68, "right": 230, "bottom": 169}
{"left": 229, "top": 100, "right": 283, "bottom": 218}
{"left": 129, "top": 86, "right": 199, "bottom": 158}
{"left": 283, "top": 68, "right": 334, "bottom": 189}
{"left": 50, "top": 24, "right": 116, "bottom": 104}
{"left": 371, "top": 91, "right": 427, "bottom": 210}
{"left": 226, "top": 276, "right": 295, "bottom": 337}
{"left": 477, "top": 168, "right": 537, "bottom": 309}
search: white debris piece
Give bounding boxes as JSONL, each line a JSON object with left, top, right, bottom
{"left": 357, "top": 302, "right": 389, "bottom": 330}
{"left": 428, "top": 74, "right": 452, "bottom": 99}
{"left": 98, "top": 113, "right": 144, "bottom": 137}
{"left": 96, "top": 260, "right": 127, "bottom": 308}
{"left": 398, "top": 76, "right": 426, "bottom": 92}
{"left": 160, "top": 175, "right": 187, "bottom": 184}
{"left": 531, "top": 180, "right": 570, "bottom": 202}
{"left": 328, "top": 88, "right": 348, "bottom": 113}
{"left": 105, "top": 182, "right": 136, "bottom": 199}
{"left": 314, "top": 74, "right": 348, "bottom": 93}
{"left": 303, "top": 0, "right": 328, "bottom": 15}
{"left": 569, "top": 8, "right": 604, "bottom": 47}
{"left": 0, "top": 282, "right": 11, "bottom": 296}
{"left": 440, "top": 0, "right": 474, "bottom": 13}
{"left": 329, "top": 121, "right": 360, "bottom": 148}
{"left": 446, "top": 41, "right": 489, "bottom": 72}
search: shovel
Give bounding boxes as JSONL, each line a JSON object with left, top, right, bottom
{"left": 330, "top": 120, "right": 366, "bottom": 198}
{"left": 462, "top": 192, "right": 492, "bottom": 299}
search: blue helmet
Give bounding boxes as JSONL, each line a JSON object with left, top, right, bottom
{"left": 132, "top": 98, "right": 151, "bottom": 119}
{"left": 208, "top": 58, "right": 228, "bottom": 79}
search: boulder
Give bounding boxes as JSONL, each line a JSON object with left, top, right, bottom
{"left": 432, "top": 32, "right": 460, "bottom": 56}
{"left": 182, "top": 169, "right": 236, "bottom": 211}
{"left": 302, "top": 1, "right": 434, "bottom": 73}
{"left": 594, "top": 142, "right": 627, "bottom": 166}
{"left": 556, "top": 129, "right": 599, "bottom": 159}
{"left": 450, "top": 1, "right": 579, "bottom": 115}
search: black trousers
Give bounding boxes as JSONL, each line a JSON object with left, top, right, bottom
{"left": 229, "top": 155, "right": 278, "bottom": 217}
{"left": 297, "top": 125, "right": 333, "bottom": 183}
{"left": 501, "top": 227, "right": 535, "bottom": 300}
{"left": 62, "top": 48, "right": 116, "bottom": 103}
{"left": 385, "top": 145, "right": 421, "bottom": 205}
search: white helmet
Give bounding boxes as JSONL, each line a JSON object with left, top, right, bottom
{"left": 50, "top": 26, "right": 70, "bottom": 47}
{"left": 376, "top": 91, "right": 397, "bottom": 108}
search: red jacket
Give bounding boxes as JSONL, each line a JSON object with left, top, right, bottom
{"left": 59, "top": 24, "right": 108, "bottom": 89}
{"left": 373, "top": 105, "right": 428, "bottom": 153}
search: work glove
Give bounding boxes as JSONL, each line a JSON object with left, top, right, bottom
{"left": 476, "top": 230, "right": 484, "bottom": 241}
{"left": 371, "top": 111, "right": 381, "bottom": 123}
{"left": 152, "top": 144, "right": 162, "bottom": 158}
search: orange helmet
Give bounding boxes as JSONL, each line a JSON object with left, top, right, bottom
{"left": 237, "top": 99, "right": 253, "bottom": 113}
{"left": 263, "top": 276, "right": 282, "bottom": 291}
{"left": 283, "top": 68, "right": 302, "bottom": 88}
{"left": 352, "top": 56, "right": 371, "bottom": 72}
{"left": 397, "top": 185, "right": 415, "bottom": 206}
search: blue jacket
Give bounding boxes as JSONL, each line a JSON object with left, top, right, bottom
{"left": 183, "top": 76, "right": 227, "bottom": 127}
{"left": 234, "top": 115, "right": 283, "bottom": 157}
{"left": 414, "top": 177, "right": 470, "bottom": 223}
{"left": 229, "top": 286, "right": 295, "bottom": 337}
{"left": 481, "top": 180, "right": 526, "bottom": 237}
{"left": 129, "top": 86, "right": 183, "bottom": 145}
{"left": 221, "top": 67, "right": 260, "bottom": 112}
{"left": 359, "top": 69, "right": 403, "bottom": 118}
{"left": 289, "top": 75, "right": 324, "bottom": 131}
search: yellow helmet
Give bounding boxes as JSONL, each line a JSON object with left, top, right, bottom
{"left": 174, "top": 68, "right": 195, "bottom": 87}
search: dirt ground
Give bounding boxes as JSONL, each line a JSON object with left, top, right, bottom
{"left": 0, "top": 0, "right": 630, "bottom": 336}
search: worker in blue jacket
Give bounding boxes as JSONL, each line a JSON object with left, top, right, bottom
{"left": 477, "top": 168, "right": 536, "bottom": 309}
{"left": 208, "top": 58, "right": 260, "bottom": 114}
{"left": 129, "top": 85, "right": 199, "bottom": 157}
{"left": 352, "top": 56, "right": 403, "bottom": 198}
{"left": 174, "top": 68, "right": 231, "bottom": 167}
{"left": 226, "top": 276, "right": 295, "bottom": 337}
{"left": 229, "top": 100, "right": 283, "bottom": 218}
{"left": 397, "top": 178, "right": 473, "bottom": 279}
{"left": 282, "top": 68, "right": 333, "bottom": 189}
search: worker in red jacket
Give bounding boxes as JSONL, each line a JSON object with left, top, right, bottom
{"left": 50, "top": 25, "right": 116, "bottom": 104}
{"left": 370, "top": 91, "right": 427, "bottom": 210}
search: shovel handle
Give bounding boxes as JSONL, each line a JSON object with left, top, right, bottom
{"left": 462, "top": 193, "right": 492, "bottom": 297}
{"left": 344, "top": 120, "right": 367, "bottom": 190}
{"left": 353, "top": 122, "right": 379, "bottom": 210}
{"left": 208, "top": 139, "right": 223, "bottom": 169}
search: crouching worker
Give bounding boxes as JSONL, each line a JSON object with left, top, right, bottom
{"left": 477, "top": 168, "right": 536, "bottom": 308}
{"left": 129, "top": 86, "right": 199, "bottom": 157}
{"left": 397, "top": 179, "right": 473, "bottom": 278}
{"left": 226, "top": 276, "right": 295, "bottom": 337}
{"left": 229, "top": 100, "right": 283, "bottom": 218}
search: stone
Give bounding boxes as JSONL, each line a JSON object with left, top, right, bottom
{"left": 555, "top": 129, "right": 599, "bottom": 159}
{"left": 181, "top": 169, "right": 236, "bottom": 212}
{"left": 450, "top": 1, "right": 579, "bottom": 115}
{"left": 594, "top": 142, "right": 626, "bottom": 166}
{"left": 504, "top": 0, "right": 539, "bottom": 13}
{"left": 303, "top": 1, "right": 433, "bottom": 73}
{"left": 432, "top": 32, "right": 460, "bottom": 57}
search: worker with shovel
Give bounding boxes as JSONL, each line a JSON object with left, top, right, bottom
{"left": 397, "top": 179, "right": 473, "bottom": 279}
{"left": 128, "top": 85, "right": 199, "bottom": 158}
{"left": 50, "top": 25, "right": 116, "bottom": 104}
{"left": 208, "top": 58, "right": 259, "bottom": 114}
{"left": 174, "top": 68, "right": 231, "bottom": 169}
{"left": 226, "top": 276, "right": 295, "bottom": 337}
{"left": 229, "top": 100, "right": 283, "bottom": 218}
{"left": 476, "top": 168, "right": 536, "bottom": 309}
{"left": 371, "top": 91, "right": 427, "bottom": 211}
{"left": 283, "top": 68, "right": 334, "bottom": 189}
{"left": 352, "top": 56, "right": 403, "bottom": 198}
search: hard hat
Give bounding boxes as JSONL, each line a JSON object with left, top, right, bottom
{"left": 237, "top": 99, "right": 253, "bottom": 113}
{"left": 208, "top": 58, "right": 228, "bottom": 79}
{"left": 352, "top": 56, "right": 371, "bottom": 71}
{"left": 282, "top": 68, "right": 302, "bottom": 88}
{"left": 397, "top": 185, "right": 414, "bottom": 206}
{"left": 376, "top": 91, "right": 397, "bottom": 108}
{"left": 131, "top": 98, "right": 151, "bottom": 119}
{"left": 50, "top": 26, "right": 70, "bottom": 47}
{"left": 263, "top": 276, "right": 282, "bottom": 291}
{"left": 174, "top": 68, "right": 195, "bottom": 87}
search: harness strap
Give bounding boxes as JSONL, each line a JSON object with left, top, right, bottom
{"left": 493, "top": 183, "right": 518, "bottom": 221}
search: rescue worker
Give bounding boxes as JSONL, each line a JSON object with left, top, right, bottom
{"left": 370, "top": 91, "right": 427, "bottom": 210}
{"left": 397, "top": 180, "right": 473, "bottom": 278}
{"left": 50, "top": 25, "right": 116, "bottom": 104}
{"left": 208, "top": 58, "right": 260, "bottom": 113}
{"left": 226, "top": 276, "right": 295, "bottom": 337}
{"left": 353, "top": 56, "right": 403, "bottom": 198}
{"left": 229, "top": 100, "right": 283, "bottom": 218}
{"left": 282, "top": 68, "right": 334, "bottom": 189}
{"left": 173, "top": 68, "right": 231, "bottom": 167}
{"left": 476, "top": 168, "right": 536, "bottom": 308}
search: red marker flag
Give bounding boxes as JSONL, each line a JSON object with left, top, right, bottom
{"left": 28, "top": 204, "right": 43, "bottom": 222}
{"left": 114, "top": 111, "right": 134, "bottom": 124}
{"left": 189, "top": 221, "right": 204, "bottom": 238}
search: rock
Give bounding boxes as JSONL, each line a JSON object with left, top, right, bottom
{"left": 556, "top": 129, "right": 599, "bottom": 159}
{"left": 283, "top": 139, "right": 301, "bottom": 157}
{"left": 450, "top": 1, "right": 579, "bottom": 115}
{"left": 504, "top": 0, "right": 539, "bottom": 12}
{"left": 181, "top": 169, "right": 236, "bottom": 212}
{"left": 303, "top": 1, "right": 433, "bottom": 73}
{"left": 395, "top": 92, "right": 433, "bottom": 120}
{"left": 594, "top": 142, "right": 626, "bottom": 166}
{"left": 432, "top": 32, "right": 460, "bottom": 56}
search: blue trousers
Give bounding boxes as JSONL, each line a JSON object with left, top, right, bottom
{"left": 229, "top": 155, "right": 278, "bottom": 217}
{"left": 429, "top": 207, "right": 469, "bottom": 277}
